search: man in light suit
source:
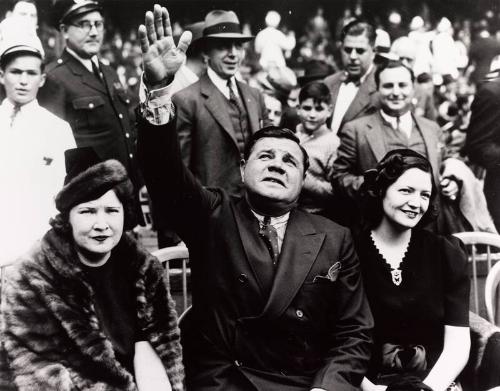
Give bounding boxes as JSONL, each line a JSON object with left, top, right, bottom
{"left": 137, "top": 6, "right": 373, "bottom": 390}
{"left": 332, "top": 60, "right": 459, "bottom": 230}
{"left": 323, "top": 19, "right": 379, "bottom": 134}
{"left": 172, "top": 9, "right": 268, "bottom": 197}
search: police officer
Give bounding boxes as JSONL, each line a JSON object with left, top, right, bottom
{"left": 39, "top": 0, "right": 141, "bottom": 195}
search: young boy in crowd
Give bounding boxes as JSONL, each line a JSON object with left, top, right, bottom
{"left": 296, "top": 81, "right": 339, "bottom": 216}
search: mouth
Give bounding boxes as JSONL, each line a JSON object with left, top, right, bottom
{"left": 402, "top": 210, "right": 419, "bottom": 219}
{"left": 263, "top": 177, "right": 286, "bottom": 187}
{"left": 92, "top": 235, "right": 109, "bottom": 242}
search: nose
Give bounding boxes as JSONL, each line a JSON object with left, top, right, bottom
{"left": 406, "top": 194, "right": 420, "bottom": 209}
{"left": 93, "top": 211, "right": 109, "bottom": 231}
{"left": 268, "top": 159, "right": 285, "bottom": 174}
{"left": 349, "top": 49, "right": 358, "bottom": 60}
{"left": 227, "top": 43, "right": 239, "bottom": 56}
{"left": 19, "top": 72, "right": 28, "bottom": 84}
{"left": 392, "top": 84, "right": 401, "bottom": 95}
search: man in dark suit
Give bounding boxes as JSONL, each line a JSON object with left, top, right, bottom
{"left": 466, "top": 76, "right": 500, "bottom": 232}
{"left": 38, "top": 0, "right": 141, "bottom": 190}
{"left": 137, "top": 6, "right": 373, "bottom": 390}
{"left": 333, "top": 60, "right": 460, "bottom": 230}
{"left": 172, "top": 9, "right": 268, "bottom": 197}
{"left": 323, "top": 19, "right": 379, "bottom": 134}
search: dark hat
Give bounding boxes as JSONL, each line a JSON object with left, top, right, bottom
{"left": 297, "top": 60, "right": 334, "bottom": 86}
{"left": 53, "top": 0, "right": 101, "bottom": 26}
{"left": 201, "top": 10, "right": 253, "bottom": 41}
{"left": 55, "top": 147, "right": 130, "bottom": 212}
{"left": 256, "top": 67, "right": 297, "bottom": 102}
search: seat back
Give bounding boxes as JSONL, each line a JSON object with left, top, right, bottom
{"left": 152, "top": 245, "right": 190, "bottom": 312}
{"left": 0, "top": 259, "right": 17, "bottom": 307}
{"left": 485, "top": 260, "right": 500, "bottom": 325}
{"left": 453, "top": 232, "right": 500, "bottom": 315}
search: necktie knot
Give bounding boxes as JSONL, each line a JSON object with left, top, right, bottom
{"left": 259, "top": 216, "right": 280, "bottom": 265}
{"left": 92, "top": 59, "right": 103, "bottom": 83}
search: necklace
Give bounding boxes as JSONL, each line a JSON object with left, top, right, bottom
{"left": 370, "top": 230, "right": 410, "bottom": 286}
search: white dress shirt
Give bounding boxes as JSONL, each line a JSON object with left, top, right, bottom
{"left": 380, "top": 110, "right": 413, "bottom": 138}
{"left": 251, "top": 210, "right": 290, "bottom": 252}
{"left": 0, "top": 99, "right": 76, "bottom": 264}
{"left": 207, "top": 66, "right": 239, "bottom": 100}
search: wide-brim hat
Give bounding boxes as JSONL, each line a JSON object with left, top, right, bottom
{"left": 53, "top": 0, "right": 102, "bottom": 27}
{"left": 256, "top": 66, "right": 297, "bottom": 101}
{"left": 200, "top": 10, "right": 253, "bottom": 42}
{"left": 297, "top": 60, "right": 334, "bottom": 86}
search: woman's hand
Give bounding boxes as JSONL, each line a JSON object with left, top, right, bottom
{"left": 138, "top": 4, "right": 192, "bottom": 88}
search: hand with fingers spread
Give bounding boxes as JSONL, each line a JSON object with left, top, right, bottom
{"left": 138, "top": 4, "right": 192, "bottom": 88}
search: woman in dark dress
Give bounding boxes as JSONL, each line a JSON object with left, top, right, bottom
{"left": 1, "top": 148, "right": 183, "bottom": 391}
{"left": 356, "top": 149, "right": 470, "bottom": 391}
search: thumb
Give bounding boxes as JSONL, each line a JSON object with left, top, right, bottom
{"left": 177, "top": 30, "right": 192, "bottom": 54}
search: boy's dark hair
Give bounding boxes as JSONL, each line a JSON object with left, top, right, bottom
{"left": 359, "top": 149, "right": 439, "bottom": 229}
{"left": 298, "top": 81, "right": 332, "bottom": 105}
{"left": 374, "top": 59, "right": 415, "bottom": 89}
{"left": 243, "top": 126, "right": 309, "bottom": 173}
{"left": 341, "top": 19, "right": 376, "bottom": 46}
{"left": 0, "top": 51, "right": 44, "bottom": 71}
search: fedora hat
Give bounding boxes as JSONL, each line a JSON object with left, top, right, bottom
{"left": 201, "top": 10, "right": 253, "bottom": 41}
{"left": 297, "top": 60, "right": 334, "bottom": 86}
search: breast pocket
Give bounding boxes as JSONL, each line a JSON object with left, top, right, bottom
{"left": 71, "top": 95, "right": 106, "bottom": 131}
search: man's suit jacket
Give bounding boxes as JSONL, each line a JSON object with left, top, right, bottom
{"left": 323, "top": 70, "right": 379, "bottom": 132}
{"left": 138, "top": 116, "right": 373, "bottom": 391}
{"left": 333, "top": 111, "right": 442, "bottom": 199}
{"left": 172, "top": 73, "right": 268, "bottom": 196}
{"left": 38, "top": 49, "right": 141, "bottom": 187}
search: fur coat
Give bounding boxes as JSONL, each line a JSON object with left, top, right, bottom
{"left": 0, "top": 229, "right": 184, "bottom": 390}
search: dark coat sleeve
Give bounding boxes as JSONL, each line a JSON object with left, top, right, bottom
{"left": 466, "top": 82, "right": 500, "bottom": 169}
{"left": 312, "top": 228, "right": 374, "bottom": 390}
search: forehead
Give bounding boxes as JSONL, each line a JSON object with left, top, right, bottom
{"left": 343, "top": 33, "right": 371, "bottom": 48}
{"left": 379, "top": 66, "right": 413, "bottom": 84}
{"left": 264, "top": 95, "right": 281, "bottom": 109}
{"left": 4, "top": 54, "right": 42, "bottom": 71}
{"left": 74, "top": 189, "right": 122, "bottom": 208}
{"left": 251, "top": 137, "right": 303, "bottom": 159}
{"left": 392, "top": 168, "right": 432, "bottom": 190}
{"left": 300, "top": 98, "right": 329, "bottom": 108}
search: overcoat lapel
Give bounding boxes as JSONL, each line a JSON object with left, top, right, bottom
{"left": 364, "top": 113, "right": 388, "bottom": 163}
{"left": 238, "top": 81, "right": 260, "bottom": 133}
{"left": 232, "top": 199, "right": 275, "bottom": 299}
{"left": 201, "top": 74, "right": 238, "bottom": 146}
{"left": 63, "top": 50, "right": 107, "bottom": 94}
{"left": 260, "top": 210, "right": 325, "bottom": 320}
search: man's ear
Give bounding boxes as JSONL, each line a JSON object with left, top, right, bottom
{"left": 240, "top": 159, "right": 246, "bottom": 182}
{"left": 60, "top": 24, "right": 68, "bottom": 38}
{"left": 38, "top": 73, "right": 46, "bottom": 88}
{"left": 0, "top": 69, "right": 4, "bottom": 86}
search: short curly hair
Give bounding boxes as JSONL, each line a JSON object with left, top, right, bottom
{"left": 359, "top": 149, "right": 439, "bottom": 229}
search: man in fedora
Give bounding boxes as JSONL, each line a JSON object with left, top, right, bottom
{"left": 38, "top": 0, "right": 142, "bottom": 200}
{"left": 172, "top": 9, "right": 269, "bottom": 197}
{"left": 137, "top": 5, "right": 373, "bottom": 391}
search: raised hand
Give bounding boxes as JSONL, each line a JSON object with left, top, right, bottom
{"left": 138, "top": 4, "right": 192, "bottom": 87}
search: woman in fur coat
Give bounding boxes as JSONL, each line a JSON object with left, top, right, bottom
{"left": 1, "top": 147, "right": 184, "bottom": 391}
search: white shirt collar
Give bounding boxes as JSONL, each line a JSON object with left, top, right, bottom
{"left": 251, "top": 210, "right": 290, "bottom": 251}
{"left": 66, "top": 47, "right": 98, "bottom": 74}
{"left": 1, "top": 98, "right": 38, "bottom": 113}
{"left": 380, "top": 110, "right": 413, "bottom": 138}
{"left": 207, "top": 66, "right": 236, "bottom": 100}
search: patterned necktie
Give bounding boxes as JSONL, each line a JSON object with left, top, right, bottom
{"left": 259, "top": 216, "right": 280, "bottom": 265}
{"left": 9, "top": 104, "right": 21, "bottom": 127}
{"left": 227, "top": 79, "right": 245, "bottom": 114}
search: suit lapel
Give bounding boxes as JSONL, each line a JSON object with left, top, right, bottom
{"left": 63, "top": 50, "right": 107, "bottom": 94}
{"left": 260, "top": 210, "right": 325, "bottom": 320}
{"left": 328, "top": 75, "right": 343, "bottom": 117}
{"left": 233, "top": 199, "right": 274, "bottom": 299}
{"left": 201, "top": 74, "right": 238, "bottom": 146}
{"left": 364, "top": 113, "right": 388, "bottom": 163}
{"left": 342, "top": 70, "right": 377, "bottom": 126}
{"left": 238, "top": 81, "right": 260, "bottom": 133}
{"left": 414, "top": 115, "right": 441, "bottom": 181}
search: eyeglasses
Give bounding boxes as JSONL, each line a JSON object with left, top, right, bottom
{"left": 343, "top": 46, "right": 367, "bottom": 55}
{"left": 71, "top": 20, "right": 104, "bottom": 33}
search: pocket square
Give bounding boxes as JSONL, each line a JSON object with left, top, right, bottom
{"left": 313, "top": 262, "right": 341, "bottom": 283}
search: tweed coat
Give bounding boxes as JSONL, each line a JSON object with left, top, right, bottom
{"left": 323, "top": 70, "right": 380, "bottom": 132}
{"left": 38, "top": 49, "right": 141, "bottom": 188}
{"left": 0, "top": 230, "right": 184, "bottom": 391}
{"left": 138, "top": 116, "right": 373, "bottom": 391}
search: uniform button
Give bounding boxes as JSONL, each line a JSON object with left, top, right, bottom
{"left": 89, "top": 103, "right": 94, "bottom": 109}
{"left": 234, "top": 360, "right": 242, "bottom": 367}
{"left": 129, "top": 153, "right": 133, "bottom": 158}
{"left": 126, "top": 99, "right": 130, "bottom": 104}
{"left": 118, "top": 113, "right": 124, "bottom": 119}
{"left": 237, "top": 274, "right": 248, "bottom": 283}
{"left": 125, "top": 132, "right": 130, "bottom": 138}
{"left": 296, "top": 309, "right": 304, "bottom": 318}
{"left": 57, "top": 58, "right": 63, "bottom": 64}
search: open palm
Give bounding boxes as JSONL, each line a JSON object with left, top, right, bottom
{"left": 138, "top": 4, "right": 192, "bottom": 86}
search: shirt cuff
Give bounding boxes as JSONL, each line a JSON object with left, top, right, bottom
{"left": 139, "top": 73, "right": 175, "bottom": 126}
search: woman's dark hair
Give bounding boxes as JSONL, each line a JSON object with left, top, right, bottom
{"left": 359, "top": 149, "right": 439, "bottom": 228}
{"left": 49, "top": 179, "right": 136, "bottom": 236}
